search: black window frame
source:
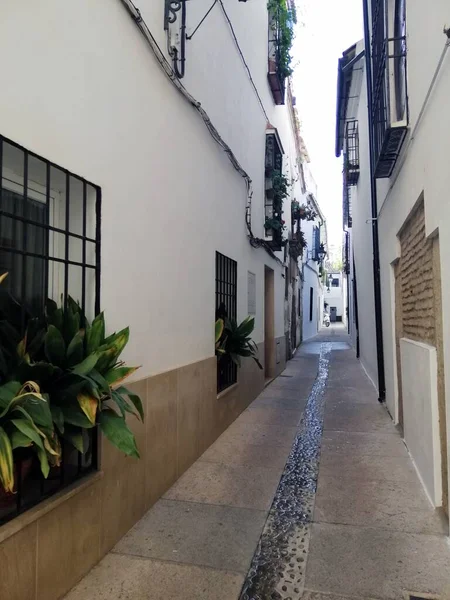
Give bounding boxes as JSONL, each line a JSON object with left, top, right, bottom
{"left": 215, "top": 251, "right": 237, "bottom": 393}
{"left": 309, "top": 287, "right": 313, "bottom": 322}
{"left": 0, "top": 134, "right": 101, "bottom": 526}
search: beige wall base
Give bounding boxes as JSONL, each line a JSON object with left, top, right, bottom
{"left": 0, "top": 347, "right": 269, "bottom": 600}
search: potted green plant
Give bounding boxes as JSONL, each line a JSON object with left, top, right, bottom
{"left": 215, "top": 316, "right": 263, "bottom": 369}
{"left": 0, "top": 273, "right": 144, "bottom": 497}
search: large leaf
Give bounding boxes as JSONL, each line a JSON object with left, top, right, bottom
{"left": 10, "top": 429, "right": 33, "bottom": 450}
{"left": 99, "top": 409, "right": 139, "bottom": 458}
{"left": 63, "top": 306, "right": 80, "bottom": 345}
{"left": 11, "top": 418, "right": 45, "bottom": 451}
{"left": 0, "top": 381, "right": 22, "bottom": 411}
{"left": 87, "top": 312, "right": 105, "bottom": 354}
{"left": 67, "top": 296, "right": 82, "bottom": 318}
{"left": 116, "top": 386, "right": 144, "bottom": 422}
{"left": 96, "top": 328, "right": 129, "bottom": 371}
{"left": 237, "top": 316, "right": 255, "bottom": 338}
{"left": 33, "top": 445, "right": 50, "bottom": 479}
{"left": 110, "top": 390, "right": 136, "bottom": 419}
{"left": 61, "top": 401, "right": 96, "bottom": 429}
{"left": 44, "top": 325, "right": 66, "bottom": 366}
{"left": 13, "top": 393, "right": 53, "bottom": 430}
{"left": 0, "top": 426, "right": 14, "bottom": 493}
{"left": 88, "top": 369, "right": 111, "bottom": 394}
{"left": 66, "top": 331, "right": 85, "bottom": 367}
{"left": 77, "top": 392, "right": 98, "bottom": 425}
{"left": 104, "top": 366, "right": 139, "bottom": 387}
{"left": 71, "top": 352, "right": 99, "bottom": 376}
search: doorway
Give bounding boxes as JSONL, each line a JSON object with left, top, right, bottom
{"left": 330, "top": 306, "right": 337, "bottom": 322}
{"left": 264, "top": 266, "right": 275, "bottom": 380}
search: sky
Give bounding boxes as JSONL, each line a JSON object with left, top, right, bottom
{"left": 292, "top": 0, "right": 363, "bottom": 251}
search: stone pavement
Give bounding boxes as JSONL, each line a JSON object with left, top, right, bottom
{"left": 65, "top": 325, "right": 450, "bottom": 600}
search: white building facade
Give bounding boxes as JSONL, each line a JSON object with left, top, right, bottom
{"left": 337, "top": 0, "right": 450, "bottom": 521}
{"left": 0, "top": 1, "right": 312, "bottom": 597}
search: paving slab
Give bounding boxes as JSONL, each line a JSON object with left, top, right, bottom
{"left": 163, "top": 460, "right": 282, "bottom": 510}
{"left": 314, "top": 476, "right": 447, "bottom": 535}
{"left": 321, "top": 431, "right": 409, "bottom": 458}
{"left": 238, "top": 405, "right": 303, "bottom": 427}
{"left": 318, "top": 453, "right": 419, "bottom": 483}
{"left": 200, "top": 437, "right": 291, "bottom": 469}
{"left": 217, "top": 419, "right": 298, "bottom": 448}
{"left": 113, "top": 499, "right": 266, "bottom": 573}
{"left": 251, "top": 394, "right": 310, "bottom": 411}
{"left": 323, "top": 404, "right": 398, "bottom": 434}
{"left": 305, "top": 522, "right": 450, "bottom": 600}
{"left": 64, "top": 553, "right": 244, "bottom": 600}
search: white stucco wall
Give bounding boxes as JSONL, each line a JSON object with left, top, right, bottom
{"left": 350, "top": 64, "right": 379, "bottom": 389}
{"left": 0, "top": 0, "right": 303, "bottom": 379}
{"left": 363, "top": 0, "right": 450, "bottom": 514}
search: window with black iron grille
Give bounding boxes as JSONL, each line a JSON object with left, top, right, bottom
{"left": 343, "top": 184, "right": 352, "bottom": 230}
{"left": 344, "top": 120, "right": 360, "bottom": 186}
{"left": 0, "top": 134, "right": 101, "bottom": 526}
{"left": 264, "top": 131, "right": 284, "bottom": 252}
{"left": 371, "top": 0, "right": 408, "bottom": 178}
{"left": 343, "top": 231, "right": 350, "bottom": 274}
{"left": 267, "top": 4, "right": 286, "bottom": 105}
{"left": 215, "top": 252, "right": 237, "bottom": 393}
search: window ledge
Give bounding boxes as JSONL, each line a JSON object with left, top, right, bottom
{"left": 217, "top": 382, "right": 239, "bottom": 401}
{"left": 0, "top": 470, "right": 103, "bottom": 545}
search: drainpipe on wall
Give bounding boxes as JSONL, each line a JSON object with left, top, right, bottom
{"left": 362, "top": 0, "right": 386, "bottom": 403}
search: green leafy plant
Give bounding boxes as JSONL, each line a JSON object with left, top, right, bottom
{"left": 289, "top": 230, "right": 307, "bottom": 260}
{"left": 215, "top": 317, "right": 263, "bottom": 369}
{"left": 0, "top": 380, "right": 60, "bottom": 494}
{"left": 265, "top": 216, "right": 286, "bottom": 232}
{"left": 0, "top": 274, "right": 144, "bottom": 478}
{"left": 267, "top": 0, "right": 297, "bottom": 80}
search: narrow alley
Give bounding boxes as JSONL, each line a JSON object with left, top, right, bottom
{"left": 63, "top": 325, "right": 450, "bottom": 600}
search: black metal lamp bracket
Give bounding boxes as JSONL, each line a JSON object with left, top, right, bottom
{"left": 164, "top": 0, "right": 187, "bottom": 78}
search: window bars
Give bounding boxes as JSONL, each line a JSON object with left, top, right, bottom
{"left": 0, "top": 134, "right": 101, "bottom": 526}
{"left": 344, "top": 120, "right": 360, "bottom": 186}
{"left": 371, "top": 0, "right": 408, "bottom": 178}
{"left": 215, "top": 252, "right": 237, "bottom": 392}
{"left": 267, "top": 3, "right": 287, "bottom": 105}
{"left": 264, "top": 132, "right": 284, "bottom": 251}
{"left": 343, "top": 231, "right": 351, "bottom": 275}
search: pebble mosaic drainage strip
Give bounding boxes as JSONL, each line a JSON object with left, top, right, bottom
{"left": 240, "top": 343, "right": 332, "bottom": 600}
